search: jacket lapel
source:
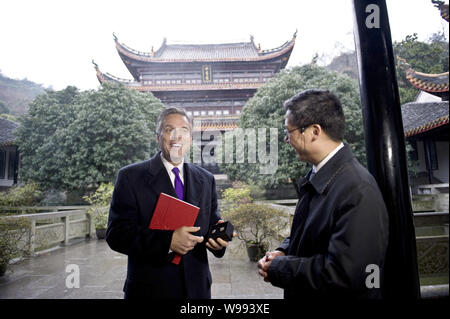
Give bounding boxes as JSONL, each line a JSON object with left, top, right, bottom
{"left": 183, "top": 163, "right": 202, "bottom": 207}
{"left": 147, "top": 152, "right": 178, "bottom": 198}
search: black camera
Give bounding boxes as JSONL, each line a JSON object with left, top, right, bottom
{"left": 207, "top": 221, "right": 234, "bottom": 242}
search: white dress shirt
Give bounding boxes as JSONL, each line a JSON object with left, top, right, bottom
{"left": 312, "top": 142, "right": 344, "bottom": 174}
{"left": 160, "top": 153, "right": 184, "bottom": 187}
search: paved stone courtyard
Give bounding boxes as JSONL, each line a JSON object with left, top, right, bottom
{"left": 0, "top": 238, "right": 283, "bottom": 299}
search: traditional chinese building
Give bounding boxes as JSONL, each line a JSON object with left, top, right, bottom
{"left": 401, "top": 0, "right": 449, "bottom": 186}
{"left": 94, "top": 32, "right": 296, "bottom": 172}
{"left": 0, "top": 118, "right": 19, "bottom": 188}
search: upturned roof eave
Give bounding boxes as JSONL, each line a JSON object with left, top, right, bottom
{"left": 114, "top": 35, "right": 296, "bottom": 65}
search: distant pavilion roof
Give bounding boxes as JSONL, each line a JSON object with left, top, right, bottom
{"left": 433, "top": 0, "right": 449, "bottom": 22}
{"left": 402, "top": 101, "right": 449, "bottom": 137}
{"left": 113, "top": 32, "right": 297, "bottom": 63}
{"left": 406, "top": 70, "right": 449, "bottom": 94}
{"left": 193, "top": 116, "right": 239, "bottom": 131}
{"left": 0, "top": 118, "right": 19, "bottom": 147}
{"left": 397, "top": 57, "right": 449, "bottom": 100}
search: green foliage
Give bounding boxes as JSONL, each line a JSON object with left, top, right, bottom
{"left": 394, "top": 32, "right": 449, "bottom": 104}
{"left": 0, "top": 100, "right": 9, "bottom": 114}
{"left": 0, "top": 182, "right": 44, "bottom": 207}
{"left": 15, "top": 82, "right": 164, "bottom": 194}
{"left": 16, "top": 86, "right": 79, "bottom": 191}
{"left": 82, "top": 182, "right": 114, "bottom": 206}
{"left": 221, "top": 183, "right": 253, "bottom": 214}
{"left": 220, "top": 64, "right": 365, "bottom": 188}
{"left": 0, "top": 113, "right": 17, "bottom": 122}
{"left": 88, "top": 206, "right": 109, "bottom": 230}
{"left": 0, "top": 217, "right": 31, "bottom": 275}
{"left": 222, "top": 203, "right": 288, "bottom": 248}
{"left": 83, "top": 182, "right": 114, "bottom": 230}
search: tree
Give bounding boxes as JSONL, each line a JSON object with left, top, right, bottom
{"left": 220, "top": 64, "right": 365, "bottom": 189}
{"left": 16, "top": 86, "right": 79, "bottom": 190}
{"left": 394, "top": 32, "right": 449, "bottom": 104}
{"left": 16, "top": 82, "right": 164, "bottom": 193}
{"left": 0, "top": 100, "right": 9, "bottom": 114}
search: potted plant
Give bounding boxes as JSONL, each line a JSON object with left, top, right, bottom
{"left": 89, "top": 206, "right": 109, "bottom": 239}
{"left": 222, "top": 203, "right": 289, "bottom": 262}
{"left": 0, "top": 217, "right": 31, "bottom": 276}
{"left": 83, "top": 183, "right": 114, "bottom": 240}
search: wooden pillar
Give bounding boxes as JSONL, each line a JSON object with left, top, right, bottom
{"left": 352, "top": 0, "right": 421, "bottom": 299}
{"left": 423, "top": 139, "right": 434, "bottom": 184}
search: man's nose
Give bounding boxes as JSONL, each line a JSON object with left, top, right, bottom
{"left": 170, "top": 130, "right": 182, "bottom": 140}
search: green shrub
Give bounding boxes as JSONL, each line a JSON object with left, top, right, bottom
{"left": 83, "top": 183, "right": 113, "bottom": 230}
{"left": 0, "top": 217, "right": 31, "bottom": 275}
{"left": 221, "top": 184, "right": 252, "bottom": 214}
{"left": 221, "top": 203, "right": 289, "bottom": 249}
{"left": 0, "top": 182, "right": 43, "bottom": 207}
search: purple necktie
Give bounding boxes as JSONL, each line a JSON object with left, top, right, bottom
{"left": 172, "top": 167, "right": 184, "bottom": 200}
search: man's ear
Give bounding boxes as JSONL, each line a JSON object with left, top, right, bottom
{"left": 311, "top": 124, "right": 322, "bottom": 141}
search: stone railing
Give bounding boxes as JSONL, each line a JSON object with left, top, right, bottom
{"left": 6, "top": 208, "right": 94, "bottom": 253}
{"left": 414, "top": 183, "right": 449, "bottom": 194}
{"left": 412, "top": 183, "right": 449, "bottom": 213}
{"left": 265, "top": 201, "right": 448, "bottom": 287}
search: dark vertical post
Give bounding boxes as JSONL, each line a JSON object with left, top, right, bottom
{"left": 423, "top": 139, "right": 434, "bottom": 184}
{"left": 13, "top": 146, "right": 19, "bottom": 185}
{"left": 352, "top": 0, "right": 421, "bottom": 299}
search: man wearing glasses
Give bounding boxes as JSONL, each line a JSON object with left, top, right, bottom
{"left": 106, "top": 107, "right": 230, "bottom": 299}
{"left": 258, "top": 89, "right": 389, "bottom": 299}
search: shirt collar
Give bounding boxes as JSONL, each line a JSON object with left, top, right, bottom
{"left": 160, "top": 153, "right": 184, "bottom": 176}
{"left": 313, "top": 142, "right": 344, "bottom": 173}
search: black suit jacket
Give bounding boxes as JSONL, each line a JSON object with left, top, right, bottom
{"left": 268, "top": 144, "right": 389, "bottom": 299}
{"left": 106, "top": 152, "right": 225, "bottom": 299}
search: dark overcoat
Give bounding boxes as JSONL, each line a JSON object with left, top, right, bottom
{"left": 268, "top": 144, "right": 389, "bottom": 299}
{"left": 106, "top": 152, "right": 224, "bottom": 299}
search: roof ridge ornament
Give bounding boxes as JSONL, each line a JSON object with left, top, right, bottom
{"left": 113, "top": 32, "right": 118, "bottom": 41}
{"left": 432, "top": 0, "right": 449, "bottom": 22}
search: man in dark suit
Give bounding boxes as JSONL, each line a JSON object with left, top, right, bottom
{"left": 258, "top": 89, "right": 389, "bottom": 299}
{"left": 106, "top": 107, "right": 229, "bottom": 299}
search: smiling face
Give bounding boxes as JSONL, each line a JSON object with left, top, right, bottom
{"left": 157, "top": 113, "right": 192, "bottom": 165}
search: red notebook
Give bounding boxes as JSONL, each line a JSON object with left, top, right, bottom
{"left": 149, "top": 192, "right": 200, "bottom": 265}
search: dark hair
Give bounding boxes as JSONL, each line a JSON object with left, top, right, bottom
{"left": 156, "top": 107, "right": 192, "bottom": 135}
{"left": 283, "top": 89, "right": 345, "bottom": 141}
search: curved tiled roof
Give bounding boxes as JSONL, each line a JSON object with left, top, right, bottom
{"left": 0, "top": 118, "right": 19, "bottom": 146}
{"left": 402, "top": 101, "right": 449, "bottom": 137}
{"left": 397, "top": 57, "right": 449, "bottom": 98}
{"left": 114, "top": 32, "right": 296, "bottom": 63}
{"left": 406, "top": 70, "right": 449, "bottom": 93}
{"left": 433, "top": 0, "right": 449, "bottom": 22}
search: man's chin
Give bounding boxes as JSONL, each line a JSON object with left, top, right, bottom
{"left": 296, "top": 152, "right": 305, "bottom": 162}
{"left": 169, "top": 147, "right": 184, "bottom": 164}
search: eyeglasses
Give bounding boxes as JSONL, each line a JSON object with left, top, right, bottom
{"left": 283, "top": 125, "right": 310, "bottom": 137}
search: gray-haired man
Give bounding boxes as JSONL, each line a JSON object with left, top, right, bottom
{"left": 107, "top": 107, "right": 230, "bottom": 299}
